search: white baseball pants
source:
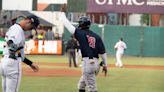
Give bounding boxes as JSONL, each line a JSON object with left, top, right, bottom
{"left": 0, "top": 56, "right": 22, "bottom": 92}
{"left": 116, "top": 52, "right": 123, "bottom": 67}
{"left": 78, "top": 57, "right": 99, "bottom": 92}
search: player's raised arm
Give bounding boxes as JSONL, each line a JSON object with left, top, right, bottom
{"left": 59, "top": 4, "right": 75, "bottom": 34}
{"left": 59, "top": 12, "right": 76, "bottom": 34}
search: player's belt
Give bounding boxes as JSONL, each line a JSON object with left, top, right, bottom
{"left": 82, "top": 57, "right": 98, "bottom": 64}
{"left": 83, "top": 57, "right": 98, "bottom": 59}
{"left": 89, "top": 57, "right": 94, "bottom": 59}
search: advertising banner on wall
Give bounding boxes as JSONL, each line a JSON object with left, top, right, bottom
{"left": 25, "top": 40, "right": 62, "bottom": 55}
{"left": 0, "top": 39, "right": 62, "bottom": 55}
{"left": 87, "top": 0, "right": 164, "bottom": 13}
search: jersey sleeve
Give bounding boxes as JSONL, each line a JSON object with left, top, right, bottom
{"left": 124, "top": 42, "right": 127, "bottom": 49}
{"left": 114, "top": 42, "right": 118, "bottom": 49}
{"left": 97, "top": 37, "right": 106, "bottom": 54}
{"left": 59, "top": 12, "right": 76, "bottom": 34}
{"left": 6, "top": 27, "right": 22, "bottom": 46}
{"left": 74, "top": 28, "right": 80, "bottom": 39}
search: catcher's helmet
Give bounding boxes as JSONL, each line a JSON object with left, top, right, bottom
{"left": 78, "top": 16, "right": 91, "bottom": 27}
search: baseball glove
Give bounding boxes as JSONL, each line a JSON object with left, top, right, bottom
{"left": 96, "top": 61, "right": 108, "bottom": 76}
{"left": 102, "top": 66, "right": 108, "bottom": 76}
{"left": 100, "top": 61, "right": 108, "bottom": 76}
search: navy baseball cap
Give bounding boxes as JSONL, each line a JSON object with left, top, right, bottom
{"left": 26, "top": 15, "right": 40, "bottom": 29}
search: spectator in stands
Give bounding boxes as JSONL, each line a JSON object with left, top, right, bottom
{"left": 37, "top": 32, "right": 44, "bottom": 40}
{"left": 0, "top": 28, "right": 5, "bottom": 38}
{"left": 37, "top": 25, "right": 45, "bottom": 40}
{"left": 45, "top": 29, "right": 55, "bottom": 40}
{"left": 54, "top": 32, "right": 60, "bottom": 40}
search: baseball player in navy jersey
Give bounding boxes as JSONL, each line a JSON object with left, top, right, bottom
{"left": 60, "top": 12, "right": 108, "bottom": 92}
{"left": 114, "top": 38, "right": 127, "bottom": 68}
{"left": 0, "top": 15, "right": 40, "bottom": 92}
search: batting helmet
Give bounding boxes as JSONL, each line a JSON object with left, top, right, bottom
{"left": 26, "top": 15, "right": 40, "bottom": 29}
{"left": 78, "top": 16, "right": 91, "bottom": 28}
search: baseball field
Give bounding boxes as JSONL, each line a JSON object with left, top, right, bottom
{"left": 0, "top": 55, "right": 164, "bottom": 92}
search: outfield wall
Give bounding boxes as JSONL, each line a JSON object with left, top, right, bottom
{"left": 63, "top": 25, "right": 164, "bottom": 57}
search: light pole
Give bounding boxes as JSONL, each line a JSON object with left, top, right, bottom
{"left": 98, "top": 24, "right": 105, "bottom": 42}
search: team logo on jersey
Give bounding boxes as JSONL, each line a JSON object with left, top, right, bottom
{"left": 86, "top": 35, "right": 96, "bottom": 48}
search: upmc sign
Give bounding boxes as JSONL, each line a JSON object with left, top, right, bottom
{"left": 87, "top": 0, "right": 164, "bottom": 13}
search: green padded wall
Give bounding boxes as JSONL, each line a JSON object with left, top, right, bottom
{"left": 63, "top": 25, "right": 164, "bottom": 57}
{"left": 143, "top": 27, "right": 164, "bottom": 56}
{"left": 104, "top": 25, "right": 141, "bottom": 56}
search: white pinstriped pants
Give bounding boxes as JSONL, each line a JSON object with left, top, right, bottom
{"left": 0, "top": 56, "right": 22, "bottom": 92}
{"left": 78, "top": 57, "right": 99, "bottom": 92}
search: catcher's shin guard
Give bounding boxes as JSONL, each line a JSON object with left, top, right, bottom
{"left": 79, "top": 89, "right": 85, "bottom": 92}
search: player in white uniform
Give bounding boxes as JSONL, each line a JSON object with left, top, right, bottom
{"left": 114, "top": 38, "right": 127, "bottom": 68}
{"left": 0, "top": 15, "right": 40, "bottom": 92}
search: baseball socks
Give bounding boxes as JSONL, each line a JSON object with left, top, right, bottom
{"left": 79, "top": 89, "right": 85, "bottom": 92}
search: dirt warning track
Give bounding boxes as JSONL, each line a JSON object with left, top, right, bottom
{"left": 22, "top": 62, "right": 164, "bottom": 77}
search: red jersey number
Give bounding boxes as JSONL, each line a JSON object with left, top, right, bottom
{"left": 87, "top": 35, "right": 96, "bottom": 48}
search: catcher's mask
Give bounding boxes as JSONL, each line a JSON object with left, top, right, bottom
{"left": 78, "top": 16, "right": 91, "bottom": 29}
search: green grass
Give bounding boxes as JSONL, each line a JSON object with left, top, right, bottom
{"left": 103, "top": 68, "right": 164, "bottom": 92}
{"left": 17, "top": 69, "right": 164, "bottom": 92}
{"left": 26, "top": 55, "right": 68, "bottom": 63}
{"left": 0, "top": 55, "right": 164, "bottom": 92}
{"left": 20, "top": 76, "right": 79, "bottom": 92}
{"left": 25, "top": 55, "right": 164, "bottom": 66}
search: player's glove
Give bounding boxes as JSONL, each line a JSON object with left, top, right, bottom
{"left": 102, "top": 66, "right": 108, "bottom": 76}
{"left": 100, "top": 61, "right": 108, "bottom": 76}
{"left": 95, "top": 61, "right": 108, "bottom": 76}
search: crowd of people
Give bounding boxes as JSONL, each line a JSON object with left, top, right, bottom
{"left": 0, "top": 26, "right": 61, "bottom": 40}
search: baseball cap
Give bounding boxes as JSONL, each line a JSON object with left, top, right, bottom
{"left": 26, "top": 15, "right": 40, "bottom": 29}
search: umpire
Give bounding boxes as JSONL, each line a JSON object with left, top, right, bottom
{"left": 66, "top": 35, "right": 78, "bottom": 67}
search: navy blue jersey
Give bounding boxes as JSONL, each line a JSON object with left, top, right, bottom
{"left": 74, "top": 28, "right": 106, "bottom": 58}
